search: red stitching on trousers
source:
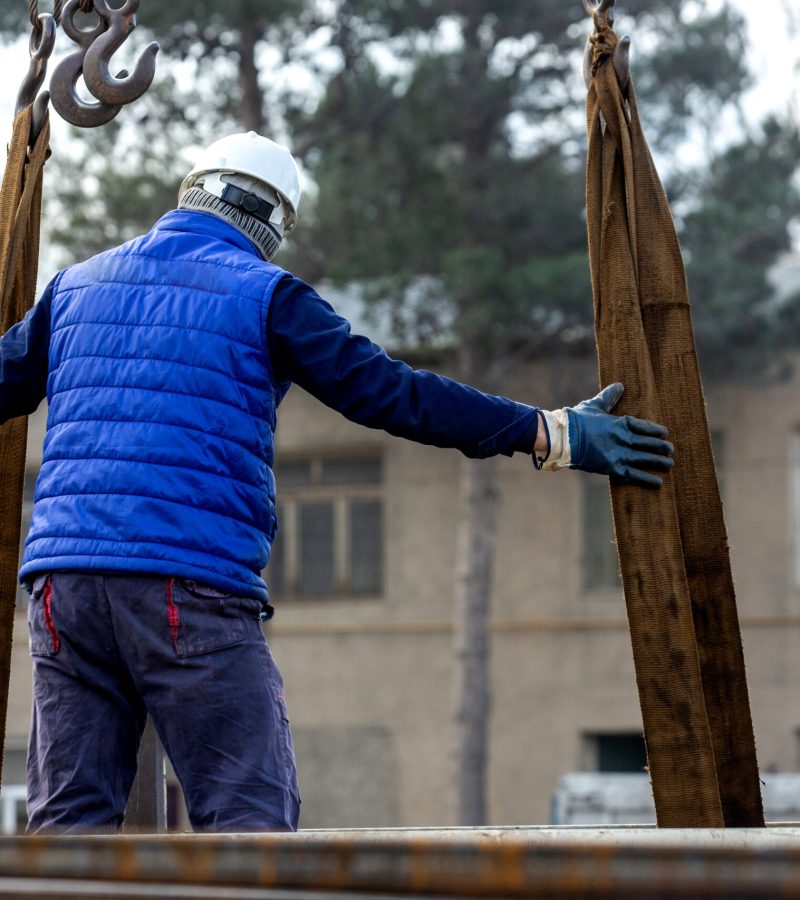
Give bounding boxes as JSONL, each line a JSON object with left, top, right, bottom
{"left": 166, "top": 577, "right": 179, "bottom": 652}
{"left": 43, "top": 577, "right": 60, "bottom": 654}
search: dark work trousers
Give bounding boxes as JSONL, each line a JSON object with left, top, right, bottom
{"left": 26, "top": 572, "right": 300, "bottom": 833}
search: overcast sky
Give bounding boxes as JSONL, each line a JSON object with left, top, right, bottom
{"left": 735, "top": 0, "right": 799, "bottom": 122}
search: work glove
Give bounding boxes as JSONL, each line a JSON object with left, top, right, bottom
{"left": 536, "top": 383, "right": 674, "bottom": 489}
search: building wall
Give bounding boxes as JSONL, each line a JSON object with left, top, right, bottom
{"left": 7, "top": 354, "right": 800, "bottom": 828}
{"left": 267, "top": 356, "right": 800, "bottom": 826}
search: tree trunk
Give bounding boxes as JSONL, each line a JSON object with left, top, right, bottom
{"left": 451, "top": 453, "right": 499, "bottom": 826}
{"left": 238, "top": 27, "right": 266, "bottom": 133}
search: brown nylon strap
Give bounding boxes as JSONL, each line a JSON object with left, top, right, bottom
{"left": 0, "top": 105, "right": 50, "bottom": 789}
{"left": 585, "top": 23, "right": 763, "bottom": 827}
{"left": 622, "top": 83, "right": 764, "bottom": 828}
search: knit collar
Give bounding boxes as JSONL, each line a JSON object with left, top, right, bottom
{"left": 153, "top": 208, "right": 262, "bottom": 258}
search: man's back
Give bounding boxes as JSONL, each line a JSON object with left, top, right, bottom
{"left": 21, "top": 210, "right": 289, "bottom": 602}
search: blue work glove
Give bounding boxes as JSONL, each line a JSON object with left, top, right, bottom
{"left": 567, "top": 383, "right": 674, "bottom": 488}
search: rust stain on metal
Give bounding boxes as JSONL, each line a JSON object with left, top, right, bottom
{"left": 255, "top": 843, "right": 278, "bottom": 885}
{"left": 2, "top": 832, "right": 800, "bottom": 897}
{"left": 409, "top": 838, "right": 431, "bottom": 892}
{"left": 116, "top": 840, "right": 139, "bottom": 881}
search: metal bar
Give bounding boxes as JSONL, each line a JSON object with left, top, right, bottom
{"left": 2, "top": 828, "right": 800, "bottom": 897}
{"left": 123, "top": 717, "right": 166, "bottom": 832}
{"left": 0, "top": 877, "right": 416, "bottom": 899}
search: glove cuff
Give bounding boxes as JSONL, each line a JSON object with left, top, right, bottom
{"left": 538, "top": 408, "right": 571, "bottom": 470}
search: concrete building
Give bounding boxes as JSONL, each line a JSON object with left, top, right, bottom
{"left": 6, "top": 344, "right": 800, "bottom": 831}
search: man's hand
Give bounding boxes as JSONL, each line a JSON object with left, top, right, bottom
{"left": 567, "top": 383, "right": 674, "bottom": 488}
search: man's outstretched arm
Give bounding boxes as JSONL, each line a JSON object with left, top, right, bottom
{"left": 267, "top": 274, "right": 539, "bottom": 460}
{"left": 0, "top": 278, "right": 53, "bottom": 425}
{"left": 267, "top": 275, "right": 673, "bottom": 485}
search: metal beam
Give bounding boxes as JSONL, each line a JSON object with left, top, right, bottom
{"left": 2, "top": 827, "right": 800, "bottom": 897}
{"left": 123, "top": 717, "right": 166, "bottom": 833}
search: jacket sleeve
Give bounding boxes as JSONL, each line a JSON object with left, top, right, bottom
{"left": 0, "top": 277, "right": 53, "bottom": 425}
{"left": 267, "top": 274, "right": 539, "bottom": 459}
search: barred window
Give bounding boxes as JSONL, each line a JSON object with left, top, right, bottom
{"left": 266, "top": 455, "right": 383, "bottom": 600}
{"left": 0, "top": 742, "right": 27, "bottom": 833}
{"left": 581, "top": 478, "right": 620, "bottom": 592}
{"left": 582, "top": 430, "right": 724, "bottom": 593}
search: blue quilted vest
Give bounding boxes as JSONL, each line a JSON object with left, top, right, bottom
{"left": 19, "top": 210, "right": 290, "bottom": 604}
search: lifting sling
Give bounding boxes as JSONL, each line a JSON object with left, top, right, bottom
{"left": 0, "top": 0, "right": 158, "bottom": 793}
{"left": 0, "top": 105, "right": 50, "bottom": 787}
{"left": 584, "top": 2, "right": 763, "bottom": 827}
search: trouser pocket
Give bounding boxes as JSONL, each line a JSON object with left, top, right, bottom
{"left": 27, "top": 574, "right": 60, "bottom": 657}
{"left": 165, "top": 578, "right": 248, "bottom": 657}
{"left": 261, "top": 637, "right": 300, "bottom": 806}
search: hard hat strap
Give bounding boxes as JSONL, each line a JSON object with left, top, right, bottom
{"left": 220, "top": 183, "right": 277, "bottom": 227}
{"left": 178, "top": 186, "right": 282, "bottom": 261}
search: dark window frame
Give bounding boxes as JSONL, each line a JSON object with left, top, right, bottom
{"left": 581, "top": 478, "right": 620, "bottom": 592}
{"left": 581, "top": 429, "right": 725, "bottom": 594}
{"left": 267, "top": 452, "right": 384, "bottom": 601}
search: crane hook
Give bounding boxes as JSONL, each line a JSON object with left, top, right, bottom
{"left": 15, "top": 13, "right": 57, "bottom": 119}
{"left": 50, "top": 0, "right": 123, "bottom": 128}
{"left": 583, "top": 0, "right": 616, "bottom": 26}
{"left": 582, "top": 0, "right": 631, "bottom": 94}
{"left": 14, "top": 13, "right": 57, "bottom": 144}
{"left": 82, "top": 0, "right": 159, "bottom": 107}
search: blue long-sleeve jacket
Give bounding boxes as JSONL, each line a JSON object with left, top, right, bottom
{"left": 1, "top": 276, "right": 539, "bottom": 457}
{"left": 3, "top": 209, "right": 539, "bottom": 601}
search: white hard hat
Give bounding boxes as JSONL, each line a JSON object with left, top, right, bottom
{"left": 180, "top": 132, "right": 301, "bottom": 232}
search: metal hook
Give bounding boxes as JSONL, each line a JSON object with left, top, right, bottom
{"left": 582, "top": 0, "right": 631, "bottom": 94}
{"left": 82, "top": 0, "right": 159, "bottom": 107}
{"left": 613, "top": 36, "right": 631, "bottom": 93}
{"left": 15, "top": 14, "right": 57, "bottom": 117}
{"left": 50, "top": 0, "right": 123, "bottom": 128}
{"left": 30, "top": 90, "right": 51, "bottom": 143}
{"left": 14, "top": 14, "right": 57, "bottom": 144}
{"left": 583, "top": 0, "right": 616, "bottom": 27}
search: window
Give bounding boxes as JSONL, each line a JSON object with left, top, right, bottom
{"left": 1, "top": 744, "right": 27, "bottom": 833}
{"left": 266, "top": 455, "right": 383, "bottom": 599}
{"left": 581, "top": 430, "right": 724, "bottom": 591}
{"left": 15, "top": 470, "right": 37, "bottom": 606}
{"left": 0, "top": 785, "right": 26, "bottom": 834}
{"left": 582, "top": 479, "right": 620, "bottom": 591}
{"left": 581, "top": 430, "right": 724, "bottom": 593}
{"left": 584, "top": 732, "right": 647, "bottom": 773}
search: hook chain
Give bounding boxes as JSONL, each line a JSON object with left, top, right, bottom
{"left": 29, "top": 1, "right": 92, "bottom": 30}
{"left": 23, "top": 0, "right": 158, "bottom": 132}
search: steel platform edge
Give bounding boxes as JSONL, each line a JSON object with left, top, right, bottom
{"left": 1, "top": 824, "right": 800, "bottom": 898}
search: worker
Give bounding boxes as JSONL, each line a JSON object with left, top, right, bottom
{"left": 0, "top": 132, "right": 673, "bottom": 833}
